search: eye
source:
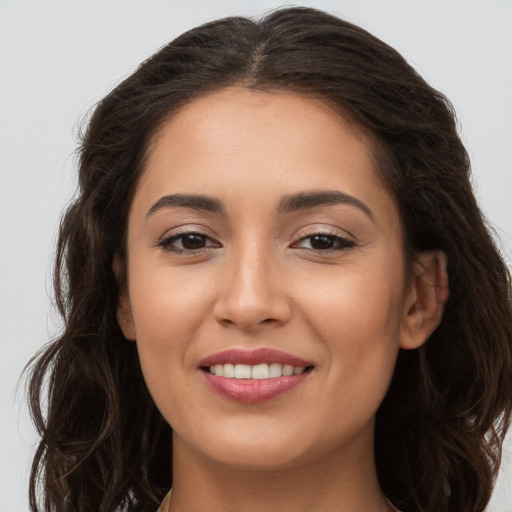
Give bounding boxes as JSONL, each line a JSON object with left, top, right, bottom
{"left": 293, "top": 233, "right": 355, "bottom": 251}
{"left": 158, "top": 232, "right": 220, "bottom": 253}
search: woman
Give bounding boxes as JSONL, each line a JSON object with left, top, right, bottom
{"left": 27, "top": 7, "right": 512, "bottom": 512}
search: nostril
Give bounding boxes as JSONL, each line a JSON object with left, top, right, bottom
{"left": 217, "top": 317, "right": 279, "bottom": 329}
{"left": 213, "top": 290, "right": 292, "bottom": 330}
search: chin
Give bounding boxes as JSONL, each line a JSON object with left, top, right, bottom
{"left": 175, "top": 412, "right": 370, "bottom": 473}
{"left": 205, "top": 441, "right": 311, "bottom": 471}
{"left": 175, "top": 417, "right": 321, "bottom": 470}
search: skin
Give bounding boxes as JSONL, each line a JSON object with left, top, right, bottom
{"left": 117, "top": 87, "right": 448, "bottom": 512}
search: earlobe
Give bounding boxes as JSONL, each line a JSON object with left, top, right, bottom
{"left": 399, "top": 251, "right": 449, "bottom": 350}
{"left": 113, "top": 255, "right": 136, "bottom": 341}
{"left": 117, "top": 292, "right": 136, "bottom": 341}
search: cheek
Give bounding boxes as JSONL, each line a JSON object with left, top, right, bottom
{"left": 130, "top": 263, "right": 213, "bottom": 341}
{"left": 127, "top": 274, "right": 212, "bottom": 429}
{"left": 298, "top": 264, "right": 404, "bottom": 395}
{"left": 300, "top": 262, "right": 404, "bottom": 338}
{"left": 127, "top": 264, "right": 216, "bottom": 395}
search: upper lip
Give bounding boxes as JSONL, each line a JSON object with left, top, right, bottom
{"left": 198, "top": 348, "right": 313, "bottom": 368}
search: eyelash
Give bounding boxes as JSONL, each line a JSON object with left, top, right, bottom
{"left": 157, "top": 231, "right": 220, "bottom": 254}
{"left": 157, "top": 230, "right": 355, "bottom": 255}
{"left": 292, "top": 231, "right": 356, "bottom": 252}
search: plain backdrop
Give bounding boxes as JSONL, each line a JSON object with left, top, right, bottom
{"left": 1, "top": 1, "right": 511, "bottom": 510}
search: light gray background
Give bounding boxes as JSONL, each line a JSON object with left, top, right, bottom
{"left": 1, "top": 1, "right": 511, "bottom": 510}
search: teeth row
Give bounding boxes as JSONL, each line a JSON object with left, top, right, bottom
{"left": 209, "top": 363, "right": 306, "bottom": 379}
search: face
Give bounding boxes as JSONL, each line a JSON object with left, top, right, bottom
{"left": 118, "top": 88, "right": 424, "bottom": 471}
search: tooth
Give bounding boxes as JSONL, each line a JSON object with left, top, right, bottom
{"left": 282, "top": 365, "right": 294, "bottom": 376}
{"left": 269, "top": 363, "right": 282, "bottom": 378}
{"left": 210, "top": 362, "right": 307, "bottom": 379}
{"left": 223, "top": 363, "right": 235, "bottom": 378}
{"left": 234, "top": 364, "right": 251, "bottom": 379}
{"left": 252, "top": 363, "right": 270, "bottom": 379}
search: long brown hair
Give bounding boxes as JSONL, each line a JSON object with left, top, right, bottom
{"left": 27, "top": 7, "right": 512, "bottom": 512}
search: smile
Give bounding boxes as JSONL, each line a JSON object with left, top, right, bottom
{"left": 199, "top": 348, "right": 314, "bottom": 403}
{"left": 208, "top": 363, "right": 308, "bottom": 379}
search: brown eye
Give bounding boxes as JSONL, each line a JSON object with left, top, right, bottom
{"left": 181, "top": 233, "right": 208, "bottom": 249}
{"left": 309, "top": 235, "right": 336, "bottom": 250}
{"left": 294, "top": 233, "right": 355, "bottom": 251}
{"left": 158, "top": 232, "right": 220, "bottom": 253}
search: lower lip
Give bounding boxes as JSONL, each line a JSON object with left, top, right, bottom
{"left": 202, "top": 371, "right": 311, "bottom": 403}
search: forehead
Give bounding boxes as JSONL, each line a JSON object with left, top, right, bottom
{"left": 142, "top": 87, "right": 381, "bottom": 191}
{"left": 131, "top": 87, "right": 397, "bottom": 231}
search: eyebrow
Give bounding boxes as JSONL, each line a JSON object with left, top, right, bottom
{"left": 146, "top": 190, "right": 373, "bottom": 221}
{"left": 278, "top": 190, "right": 374, "bottom": 220}
{"left": 146, "top": 194, "right": 225, "bottom": 219}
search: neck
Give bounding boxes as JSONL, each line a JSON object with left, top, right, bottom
{"left": 168, "top": 428, "right": 391, "bottom": 512}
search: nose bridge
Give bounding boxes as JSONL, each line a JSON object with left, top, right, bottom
{"left": 214, "top": 237, "right": 290, "bottom": 329}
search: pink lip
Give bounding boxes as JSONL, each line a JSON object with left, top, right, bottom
{"left": 198, "top": 348, "right": 311, "bottom": 367}
{"left": 202, "top": 372, "right": 311, "bottom": 403}
{"left": 198, "top": 348, "right": 314, "bottom": 404}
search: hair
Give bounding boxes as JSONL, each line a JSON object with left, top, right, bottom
{"left": 26, "top": 7, "right": 512, "bottom": 512}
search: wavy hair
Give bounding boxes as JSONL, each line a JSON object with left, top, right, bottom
{"left": 27, "top": 7, "right": 512, "bottom": 512}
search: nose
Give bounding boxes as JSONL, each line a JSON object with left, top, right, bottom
{"left": 213, "top": 244, "right": 292, "bottom": 331}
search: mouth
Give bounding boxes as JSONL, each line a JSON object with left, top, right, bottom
{"left": 198, "top": 348, "right": 315, "bottom": 403}
{"left": 201, "top": 362, "right": 314, "bottom": 379}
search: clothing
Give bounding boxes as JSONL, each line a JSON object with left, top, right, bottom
{"left": 156, "top": 490, "right": 171, "bottom": 512}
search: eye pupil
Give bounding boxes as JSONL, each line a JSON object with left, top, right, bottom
{"left": 182, "top": 233, "right": 206, "bottom": 249}
{"left": 310, "top": 235, "right": 334, "bottom": 250}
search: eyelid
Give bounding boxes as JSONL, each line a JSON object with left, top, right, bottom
{"left": 156, "top": 223, "right": 220, "bottom": 242}
{"left": 292, "top": 224, "right": 354, "bottom": 241}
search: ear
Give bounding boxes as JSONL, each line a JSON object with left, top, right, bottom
{"left": 113, "top": 255, "right": 136, "bottom": 341}
{"left": 399, "top": 251, "right": 449, "bottom": 350}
